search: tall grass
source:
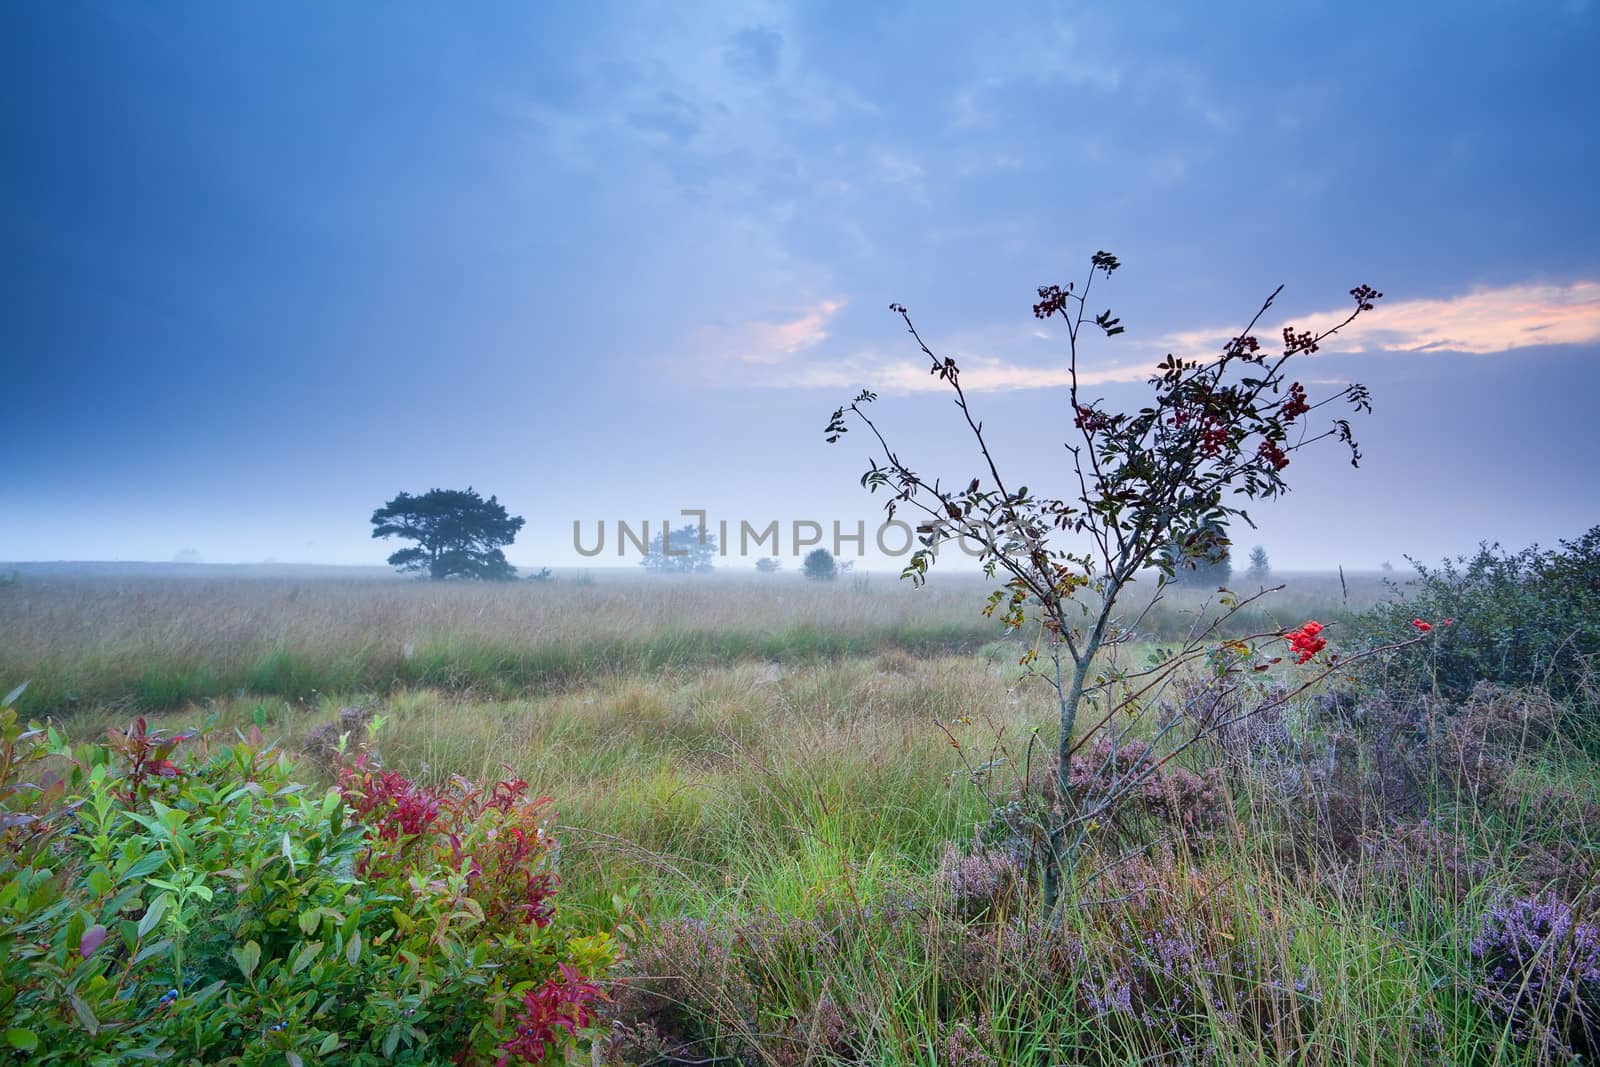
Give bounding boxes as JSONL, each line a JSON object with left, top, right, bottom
{"left": 108, "top": 645, "right": 1599, "bottom": 1064}
{"left": 0, "top": 570, "right": 1388, "bottom": 715}
{"left": 26, "top": 569, "right": 1550, "bottom": 1064}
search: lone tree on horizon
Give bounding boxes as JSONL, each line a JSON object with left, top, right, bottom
{"left": 370, "top": 487, "right": 524, "bottom": 580}
{"left": 802, "top": 547, "right": 839, "bottom": 581}
{"left": 639, "top": 523, "right": 717, "bottom": 573}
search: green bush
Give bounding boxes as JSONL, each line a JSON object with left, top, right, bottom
{"left": 0, "top": 687, "right": 617, "bottom": 1065}
{"left": 1351, "top": 526, "right": 1600, "bottom": 729}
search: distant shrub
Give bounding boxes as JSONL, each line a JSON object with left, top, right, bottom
{"left": 801, "top": 548, "right": 838, "bottom": 582}
{"left": 0, "top": 687, "right": 616, "bottom": 1065}
{"left": 1353, "top": 527, "right": 1600, "bottom": 724}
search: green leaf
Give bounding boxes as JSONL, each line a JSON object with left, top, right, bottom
{"left": 382, "top": 1024, "right": 401, "bottom": 1059}
{"left": 191, "top": 980, "right": 226, "bottom": 1007}
{"left": 286, "top": 1054, "right": 304, "bottom": 1067}
{"left": 136, "top": 893, "right": 170, "bottom": 938}
{"left": 290, "top": 940, "right": 323, "bottom": 977}
{"left": 233, "top": 940, "right": 261, "bottom": 979}
{"left": 70, "top": 995, "right": 100, "bottom": 1035}
{"left": 133, "top": 938, "right": 174, "bottom": 965}
{"left": 2, "top": 682, "right": 27, "bottom": 708}
{"left": 317, "top": 1033, "right": 342, "bottom": 1055}
{"left": 4, "top": 1030, "right": 39, "bottom": 1052}
{"left": 344, "top": 930, "right": 361, "bottom": 965}
{"left": 120, "top": 851, "right": 169, "bottom": 883}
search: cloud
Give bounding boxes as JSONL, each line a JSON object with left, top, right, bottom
{"left": 740, "top": 279, "right": 1600, "bottom": 395}
{"left": 701, "top": 298, "right": 846, "bottom": 366}
{"left": 780, "top": 354, "right": 1151, "bottom": 393}
{"left": 1163, "top": 280, "right": 1600, "bottom": 359}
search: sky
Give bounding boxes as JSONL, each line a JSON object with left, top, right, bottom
{"left": 3, "top": 1, "right": 1598, "bottom": 572}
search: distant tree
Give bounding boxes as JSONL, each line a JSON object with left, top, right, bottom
{"left": 172, "top": 548, "right": 204, "bottom": 565}
{"left": 639, "top": 523, "right": 716, "bottom": 573}
{"left": 526, "top": 567, "right": 554, "bottom": 582}
{"left": 802, "top": 548, "right": 838, "bottom": 581}
{"left": 1247, "top": 545, "right": 1271, "bottom": 582}
{"left": 370, "top": 487, "right": 524, "bottom": 580}
{"left": 755, "top": 557, "right": 783, "bottom": 574}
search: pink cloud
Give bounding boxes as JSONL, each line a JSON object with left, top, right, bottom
{"left": 707, "top": 299, "right": 845, "bottom": 366}
{"left": 744, "top": 279, "right": 1600, "bottom": 394}
{"left": 1164, "top": 280, "right": 1600, "bottom": 358}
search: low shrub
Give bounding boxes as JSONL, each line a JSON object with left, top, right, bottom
{"left": 0, "top": 686, "right": 617, "bottom": 1065}
{"left": 1469, "top": 895, "right": 1600, "bottom": 1059}
{"left": 1351, "top": 527, "right": 1600, "bottom": 737}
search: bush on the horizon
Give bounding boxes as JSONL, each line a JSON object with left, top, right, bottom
{"left": 802, "top": 548, "right": 838, "bottom": 581}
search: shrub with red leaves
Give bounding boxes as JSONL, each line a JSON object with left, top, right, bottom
{"left": 496, "top": 964, "right": 604, "bottom": 1066}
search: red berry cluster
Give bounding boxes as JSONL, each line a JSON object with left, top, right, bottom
{"left": 1033, "top": 284, "right": 1070, "bottom": 319}
{"left": 1257, "top": 439, "right": 1290, "bottom": 471}
{"left": 1200, "top": 419, "right": 1229, "bottom": 456}
{"left": 1280, "top": 382, "right": 1310, "bottom": 420}
{"left": 1074, "top": 404, "right": 1109, "bottom": 432}
{"left": 1350, "top": 284, "right": 1384, "bottom": 311}
{"left": 1284, "top": 620, "right": 1326, "bottom": 664}
{"left": 1282, "top": 326, "right": 1319, "bottom": 354}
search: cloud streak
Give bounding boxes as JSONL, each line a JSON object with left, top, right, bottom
{"left": 700, "top": 298, "right": 846, "bottom": 366}
{"left": 740, "top": 279, "right": 1600, "bottom": 394}
{"left": 1165, "top": 280, "right": 1600, "bottom": 359}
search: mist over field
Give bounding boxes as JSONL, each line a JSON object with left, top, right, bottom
{"left": 3, "top": 3, "right": 1598, "bottom": 1065}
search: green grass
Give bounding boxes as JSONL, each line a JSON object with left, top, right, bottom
{"left": 22, "top": 570, "right": 1580, "bottom": 1064}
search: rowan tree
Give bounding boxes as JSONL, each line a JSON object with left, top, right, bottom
{"left": 826, "top": 253, "right": 1408, "bottom": 914}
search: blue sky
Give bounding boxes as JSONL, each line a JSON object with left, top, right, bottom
{"left": 3, "top": 1, "right": 1597, "bottom": 570}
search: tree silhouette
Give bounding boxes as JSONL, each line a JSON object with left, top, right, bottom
{"left": 827, "top": 252, "right": 1386, "bottom": 915}
{"left": 370, "top": 488, "right": 524, "bottom": 580}
{"left": 639, "top": 523, "right": 717, "bottom": 573}
{"left": 802, "top": 548, "right": 838, "bottom": 581}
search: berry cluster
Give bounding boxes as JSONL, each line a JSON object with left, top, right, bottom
{"left": 1350, "top": 284, "right": 1384, "bottom": 311}
{"left": 1284, "top": 620, "right": 1326, "bottom": 664}
{"left": 1282, "top": 326, "right": 1319, "bottom": 354}
{"left": 1257, "top": 439, "right": 1290, "bottom": 471}
{"left": 1074, "top": 404, "right": 1109, "bottom": 433}
{"left": 1033, "top": 284, "right": 1071, "bottom": 319}
{"left": 1280, "top": 382, "right": 1310, "bottom": 420}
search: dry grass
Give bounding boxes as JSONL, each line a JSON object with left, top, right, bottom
{"left": 0, "top": 568, "right": 1392, "bottom": 717}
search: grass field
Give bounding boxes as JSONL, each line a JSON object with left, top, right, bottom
{"left": 10, "top": 567, "right": 1595, "bottom": 1064}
